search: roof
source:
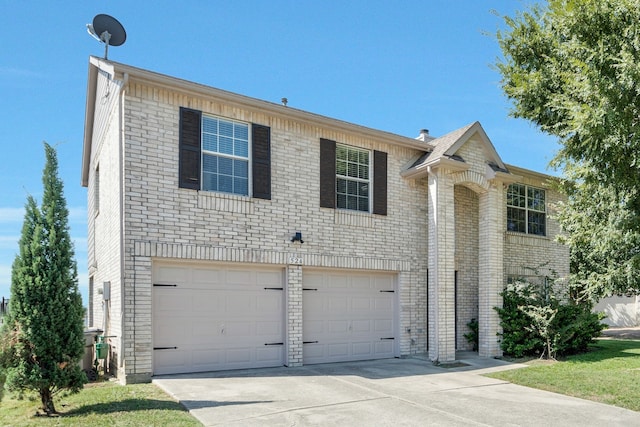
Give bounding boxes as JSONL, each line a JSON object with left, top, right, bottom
{"left": 401, "top": 121, "right": 510, "bottom": 179}
{"left": 82, "top": 57, "right": 431, "bottom": 186}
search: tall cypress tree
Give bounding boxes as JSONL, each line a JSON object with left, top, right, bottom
{"left": 0, "top": 143, "right": 85, "bottom": 414}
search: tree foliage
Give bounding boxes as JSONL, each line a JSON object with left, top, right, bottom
{"left": 0, "top": 143, "right": 86, "bottom": 414}
{"left": 496, "top": 0, "right": 640, "bottom": 299}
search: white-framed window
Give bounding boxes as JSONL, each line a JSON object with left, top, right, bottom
{"left": 336, "top": 144, "right": 370, "bottom": 212}
{"left": 507, "top": 183, "right": 546, "bottom": 236}
{"left": 201, "top": 115, "right": 250, "bottom": 196}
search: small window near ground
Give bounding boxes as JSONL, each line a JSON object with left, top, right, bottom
{"left": 507, "top": 183, "right": 546, "bottom": 236}
{"left": 336, "top": 144, "right": 370, "bottom": 212}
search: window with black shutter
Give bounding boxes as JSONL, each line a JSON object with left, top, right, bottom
{"left": 178, "top": 107, "right": 271, "bottom": 200}
{"left": 319, "top": 138, "right": 387, "bottom": 215}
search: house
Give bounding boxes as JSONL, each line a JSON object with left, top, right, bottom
{"left": 82, "top": 56, "right": 569, "bottom": 384}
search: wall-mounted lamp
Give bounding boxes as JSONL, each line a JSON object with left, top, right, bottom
{"left": 291, "top": 231, "right": 304, "bottom": 244}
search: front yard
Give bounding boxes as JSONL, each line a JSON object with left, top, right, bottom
{"left": 488, "top": 339, "right": 640, "bottom": 412}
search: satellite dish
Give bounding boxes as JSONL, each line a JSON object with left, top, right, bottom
{"left": 86, "top": 14, "right": 127, "bottom": 59}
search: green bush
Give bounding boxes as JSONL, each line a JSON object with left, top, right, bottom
{"left": 496, "top": 280, "right": 605, "bottom": 359}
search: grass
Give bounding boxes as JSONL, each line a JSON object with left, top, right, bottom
{"left": 0, "top": 381, "right": 202, "bottom": 426}
{"left": 488, "top": 339, "right": 640, "bottom": 412}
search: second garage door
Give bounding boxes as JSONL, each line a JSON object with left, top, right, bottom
{"left": 153, "top": 262, "right": 285, "bottom": 375}
{"left": 303, "top": 270, "right": 397, "bottom": 364}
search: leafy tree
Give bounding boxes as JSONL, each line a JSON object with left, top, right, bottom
{"left": 0, "top": 143, "right": 85, "bottom": 414}
{"left": 496, "top": 0, "right": 640, "bottom": 299}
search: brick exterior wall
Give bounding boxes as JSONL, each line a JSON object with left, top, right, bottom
{"left": 84, "top": 60, "right": 569, "bottom": 383}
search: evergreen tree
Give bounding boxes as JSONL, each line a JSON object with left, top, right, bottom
{"left": 495, "top": 0, "right": 640, "bottom": 299}
{"left": 0, "top": 143, "right": 85, "bottom": 414}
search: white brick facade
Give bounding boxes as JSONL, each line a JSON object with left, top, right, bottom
{"left": 82, "top": 58, "right": 568, "bottom": 383}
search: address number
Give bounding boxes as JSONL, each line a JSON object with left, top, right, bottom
{"left": 289, "top": 256, "right": 303, "bottom": 265}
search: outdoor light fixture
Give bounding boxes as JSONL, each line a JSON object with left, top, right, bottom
{"left": 291, "top": 232, "right": 304, "bottom": 243}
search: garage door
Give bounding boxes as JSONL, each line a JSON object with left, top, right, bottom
{"left": 303, "top": 270, "right": 397, "bottom": 364}
{"left": 153, "top": 262, "right": 284, "bottom": 375}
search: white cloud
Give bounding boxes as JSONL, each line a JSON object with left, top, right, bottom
{"left": 0, "top": 206, "right": 86, "bottom": 224}
{"left": 0, "top": 207, "right": 25, "bottom": 223}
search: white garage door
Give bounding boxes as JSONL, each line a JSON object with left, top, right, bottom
{"left": 153, "top": 262, "right": 285, "bottom": 375}
{"left": 303, "top": 270, "right": 397, "bottom": 365}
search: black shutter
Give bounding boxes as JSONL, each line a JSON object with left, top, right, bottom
{"left": 319, "top": 138, "right": 336, "bottom": 208}
{"left": 179, "top": 107, "right": 201, "bottom": 190}
{"left": 252, "top": 123, "right": 271, "bottom": 200}
{"left": 373, "top": 150, "right": 387, "bottom": 215}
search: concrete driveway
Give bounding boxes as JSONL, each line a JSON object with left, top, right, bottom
{"left": 153, "top": 353, "right": 640, "bottom": 426}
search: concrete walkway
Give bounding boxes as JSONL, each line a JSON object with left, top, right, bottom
{"left": 154, "top": 354, "right": 640, "bottom": 426}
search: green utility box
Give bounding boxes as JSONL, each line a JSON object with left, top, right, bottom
{"left": 95, "top": 336, "right": 109, "bottom": 360}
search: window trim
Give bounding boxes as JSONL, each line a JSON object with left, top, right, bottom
{"left": 319, "top": 138, "right": 387, "bottom": 215}
{"left": 506, "top": 183, "right": 546, "bottom": 236}
{"left": 200, "top": 114, "right": 252, "bottom": 197}
{"left": 336, "top": 143, "right": 372, "bottom": 213}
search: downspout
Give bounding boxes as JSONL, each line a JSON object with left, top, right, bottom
{"left": 118, "top": 72, "right": 129, "bottom": 375}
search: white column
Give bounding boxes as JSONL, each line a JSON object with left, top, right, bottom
{"left": 478, "top": 183, "right": 504, "bottom": 358}
{"left": 286, "top": 265, "right": 303, "bottom": 366}
{"left": 427, "top": 170, "right": 456, "bottom": 362}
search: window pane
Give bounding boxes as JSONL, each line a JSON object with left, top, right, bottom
{"left": 203, "top": 154, "right": 217, "bottom": 174}
{"left": 337, "top": 178, "right": 347, "bottom": 194}
{"left": 359, "top": 164, "right": 369, "bottom": 180}
{"left": 219, "top": 136, "right": 233, "bottom": 155}
{"left": 202, "top": 172, "right": 217, "bottom": 191}
{"left": 234, "top": 159, "right": 248, "bottom": 177}
{"left": 347, "top": 180, "right": 358, "bottom": 195}
{"left": 358, "top": 182, "right": 368, "bottom": 197}
{"left": 219, "top": 175, "right": 233, "bottom": 193}
{"left": 219, "top": 157, "right": 233, "bottom": 175}
{"left": 203, "top": 133, "right": 217, "bottom": 152}
{"left": 202, "top": 117, "right": 218, "bottom": 134}
{"left": 348, "top": 149, "right": 358, "bottom": 163}
{"left": 337, "top": 193, "right": 347, "bottom": 209}
{"left": 528, "top": 211, "right": 546, "bottom": 236}
{"left": 358, "top": 196, "right": 369, "bottom": 211}
{"left": 234, "top": 177, "right": 248, "bottom": 195}
{"left": 234, "top": 123, "right": 248, "bottom": 140}
{"left": 507, "top": 207, "right": 526, "bottom": 233}
{"left": 348, "top": 162, "right": 358, "bottom": 178}
{"left": 347, "top": 195, "right": 358, "bottom": 210}
{"left": 234, "top": 139, "right": 249, "bottom": 157}
{"left": 336, "top": 146, "right": 347, "bottom": 161}
{"left": 337, "top": 160, "right": 347, "bottom": 176}
{"left": 528, "top": 187, "right": 546, "bottom": 212}
{"left": 219, "top": 120, "right": 233, "bottom": 137}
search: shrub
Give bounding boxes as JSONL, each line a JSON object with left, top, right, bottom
{"left": 496, "top": 279, "right": 605, "bottom": 359}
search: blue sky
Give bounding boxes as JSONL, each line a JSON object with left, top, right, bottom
{"left": 0, "top": 0, "right": 553, "bottom": 303}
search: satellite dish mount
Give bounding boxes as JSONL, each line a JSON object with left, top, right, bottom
{"left": 86, "top": 14, "right": 127, "bottom": 59}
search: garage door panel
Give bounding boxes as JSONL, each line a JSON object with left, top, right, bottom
{"left": 352, "top": 297, "right": 372, "bottom": 310}
{"left": 375, "top": 319, "right": 393, "bottom": 334}
{"left": 256, "top": 346, "right": 283, "bottom": 362}
{"left": 353, "top": 342, "right": 372, "bottom": 356}
{"left": 257, "top": 321, "right": 282, "bottom": 336}
{"left": 352, "top": 320, "right": 371, "bottom": 333}
{"left": 327, "top": 343, "right": 349, "bottom": 358}
{"left": 303, "top": 270, "right": 396, "bottom": 365}
{"left": 153, "top": 263, "right": 284, "bottom": 375}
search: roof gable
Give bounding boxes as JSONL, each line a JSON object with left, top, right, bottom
{"left": 402, "top": 121, "right": 509, "bottom": 178}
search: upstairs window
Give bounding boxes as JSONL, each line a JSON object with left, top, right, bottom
{"left": 179, "top": 107, "right": 271, "bottom": 200}
{"left": 202, "top": 116, "right": 249, "bottom": 196}
{"left": 336, "top": 144, "right": 370, "bottom": 212}
{"left": 319, "top": 138, "right": 387, "bottom": 215}
{"left": 507, "top": 183, "right": 546, "bottom": 236}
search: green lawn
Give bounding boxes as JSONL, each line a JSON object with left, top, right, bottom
{"left": 0, "top": 381, "right": 202, "bottom": 427}
{"left": 488, "top": 339, "right": 640, "bottom": 412}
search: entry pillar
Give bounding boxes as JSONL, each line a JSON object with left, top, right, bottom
{"left": 478, "top": 183, "right": 504, "bottom": 358}
{"left": 427, "top": 169, "right": 456, "bottom": 362}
